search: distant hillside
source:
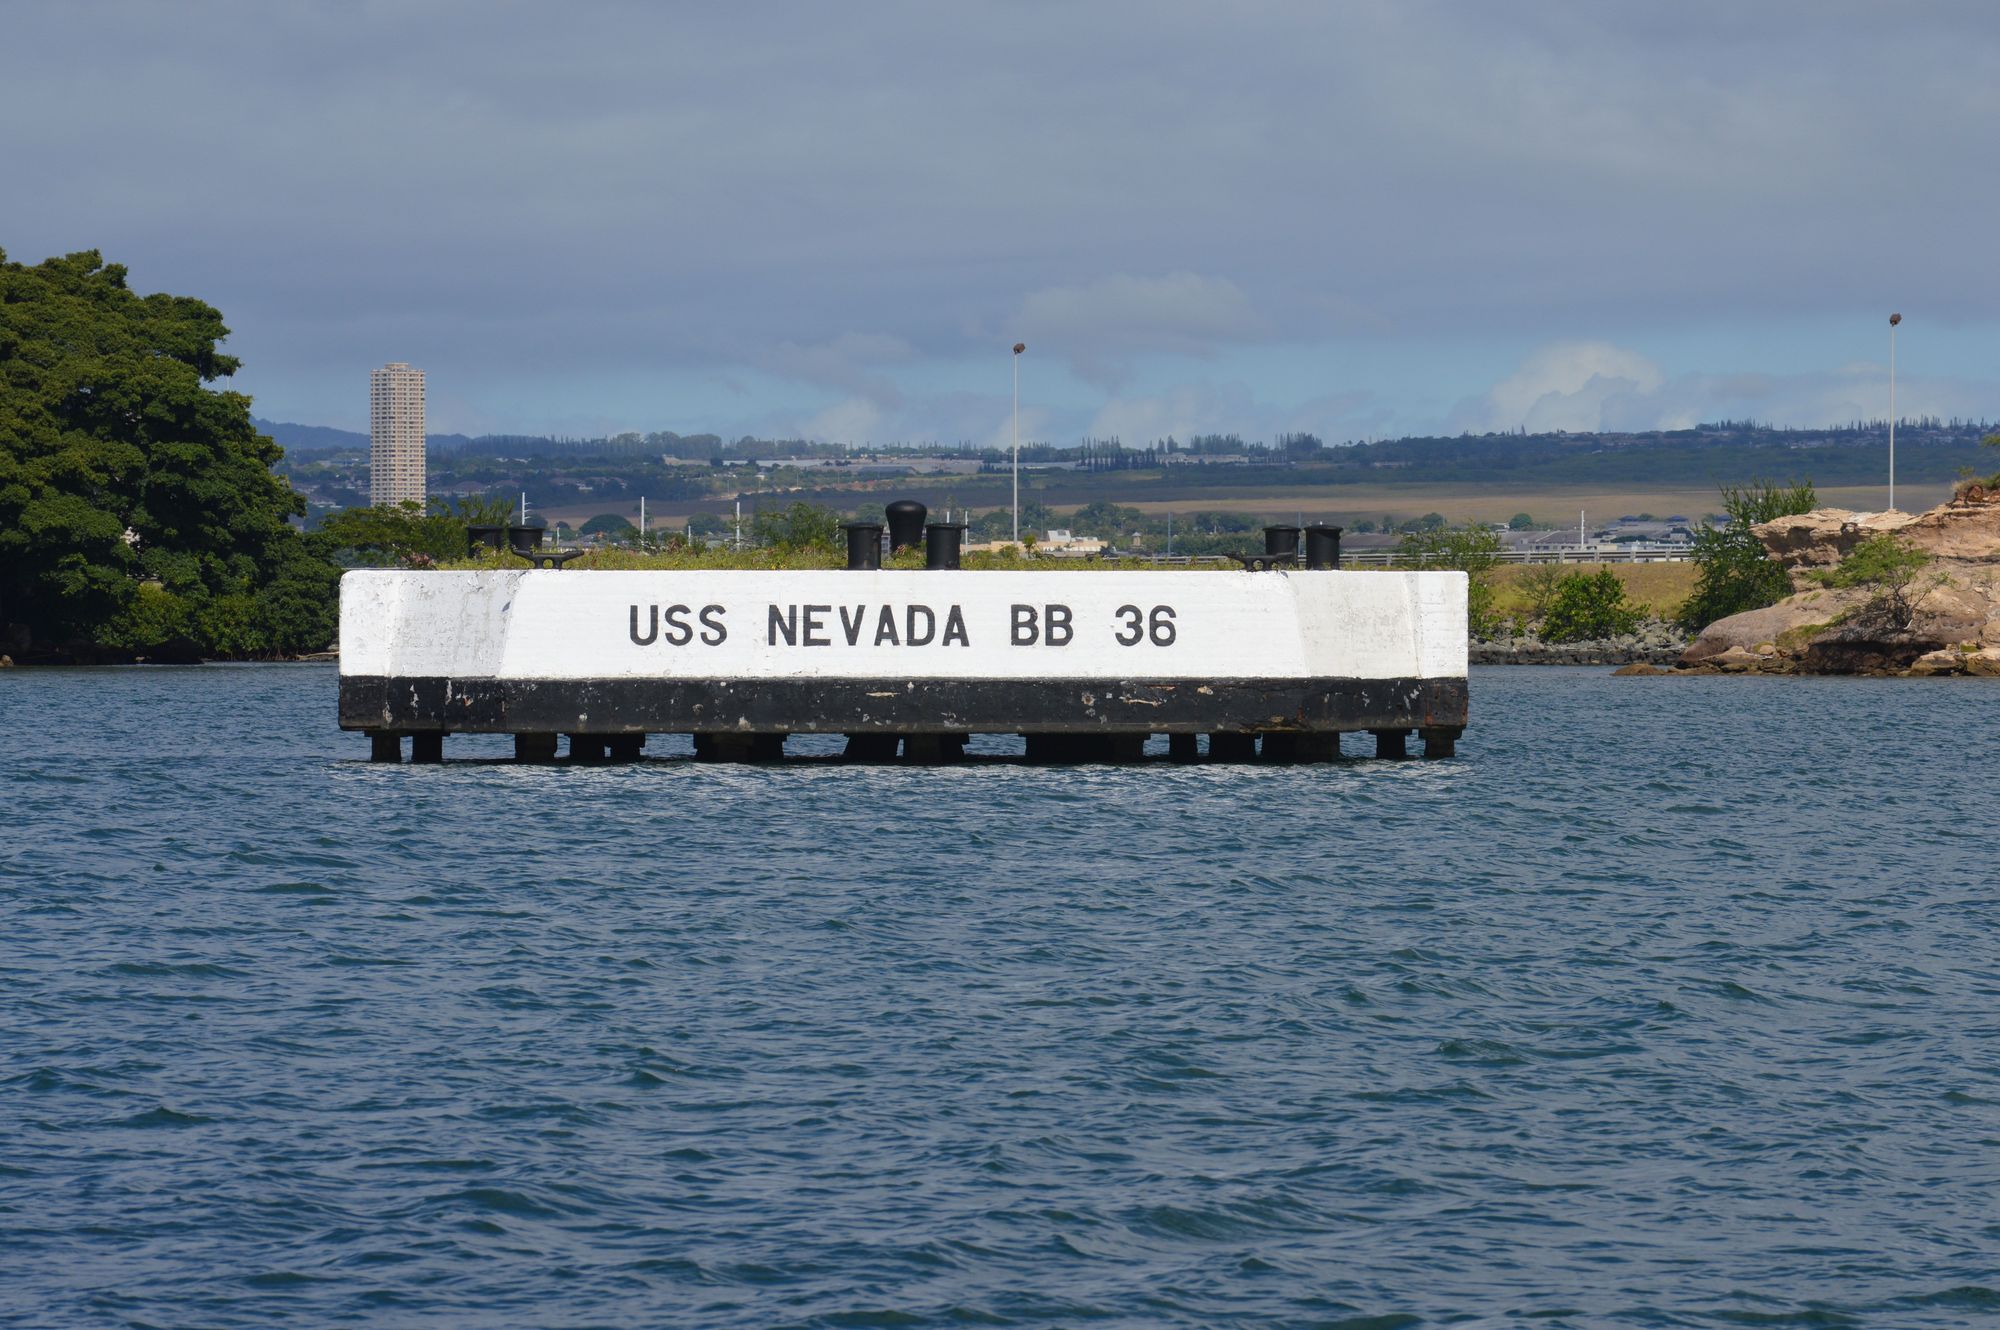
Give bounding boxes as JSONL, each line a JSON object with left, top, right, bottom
{"left": 254, "top": 417, "right": 480, "bottom": 456}
{"left": 254, "top": 418, "right": 650, "bottom": 457}
{"left": 265, "top": 417, "right": 2000, "bottom": 517}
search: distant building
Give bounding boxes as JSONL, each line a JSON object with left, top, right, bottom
{"left": 369, "top": 362, "right": 426, "bottom": 507}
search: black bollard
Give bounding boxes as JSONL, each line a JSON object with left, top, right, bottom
{"left": 842, "top": 522, "right": 884, "bottom": 570}
{"left": 467, "top": 524, "right": 507, "bottom": 556}
{"left": 1263, "top": 525, "right": 1300, "bottom": 560}
{"left": 925, "top": 523, "right": 966, "bottom": 569}
{"left": 508, "top": 524, "right": 545, "bottom": 552}
{"left": 1304, "top": 525, "right": 1343, "bottom": 569}
{"left": 886, "top": 499, "right": 928, "bottom": 553}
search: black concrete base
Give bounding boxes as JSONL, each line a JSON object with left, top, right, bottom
{"left": 341, "top": 675, "right": 1468, "bottom": 737}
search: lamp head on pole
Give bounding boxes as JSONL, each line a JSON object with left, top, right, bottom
{"left": 1889, "top": 313, "right": 1902, "bottom": 327}
{"left": 1013, "top": 342, "right": 1026, "bottom": 355}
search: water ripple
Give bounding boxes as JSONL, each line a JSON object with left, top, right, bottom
{"left": 2, "top": 664, "right": 1998, "bottom": 1327}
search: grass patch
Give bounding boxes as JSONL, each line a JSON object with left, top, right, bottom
{"left": 440, "top": 545, "right": 1212, "bottom": 573}
{"left": 1488, "top": 562, "right": 1697, "bottom": 619}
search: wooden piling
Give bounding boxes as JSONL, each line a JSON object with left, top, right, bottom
{"left": 903, "top": 733, "right": 968, "bottom": 763}
{"left": 514, "top": 733, "right": 558, "bottom": 763}
{"left": 1208, "top": 732, "right": 1257, "bottom": 763}
{"left": 1420, "top": 726, "right": 1462, "bottom": 760}
{"left": 841, "top": 734, "right": 900, "bottom": 761}
{"left": 1371, "top": 728, "right": 1409, "bottom": 759}
{"left": 1259, "top": 733, "right": 1300, "bottom": 763}
{"left": 1298, "top": 733, "right": 1341, "bottom": 762}
{"left": 696, "top": 733, "right": 786, "bottom": 762}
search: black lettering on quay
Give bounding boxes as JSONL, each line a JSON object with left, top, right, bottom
{"left": 767, "top": 603, "right": 970, "bottom": 647}
{"left": 1010, "top": 604, "right": 1074, "bottom": 647}
{"left": 633, "top": 603, "right": 727, "bottom": 646}
{"left": 1115, "top": 604, "right": 1178, "bottom": 647}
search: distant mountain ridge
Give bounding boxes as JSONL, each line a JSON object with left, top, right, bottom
{"left": 256, "top": 416, "right": 2000, "bottom": 491}
{"left": 253, "top": 418, "right": 479, "bottom": 455}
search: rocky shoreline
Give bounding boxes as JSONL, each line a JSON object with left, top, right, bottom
{"left": 1471, "top": 624, "right": 1687, "bottom": 667}
{"left": 1666, "top": 495, "right": 2000, "bottom": 677}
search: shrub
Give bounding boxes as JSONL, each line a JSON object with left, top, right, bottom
{"left": 750, "top": 501, "right": 840, "bottom": 551}
{"left": 1813, "top": 534, "right": 1940, "bottom": 631}
{"left": 1539, "top": 570, "right": 1644, "bottom": 642}
{"left": 1516, "top": 563, "right": 1567, "bottom": 625}
{"left": 1676, "top": 479, "right": 1817, "bottom": 631}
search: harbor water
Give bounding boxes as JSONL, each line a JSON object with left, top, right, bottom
{"left": 3, "top": 665, "right": 1997, "bottom": 1327}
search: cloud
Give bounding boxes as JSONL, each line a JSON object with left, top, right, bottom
{"left": 794, "top": 396, "right": 885, "bottom": 445}
{"left": 1010, "top": 273, "right": 1269, "bottom": 387}
{"left": 8, "top": 4, "right": 2000, "bottom": 434}
{"left": 754, "top": 332, "right": 914, "bottom": 408}
{"left": 1450, "top": 342, "right": 1665, "bottom": 433}
{"left": 1454, "top": 341, "right": 1997, "bottom": 435}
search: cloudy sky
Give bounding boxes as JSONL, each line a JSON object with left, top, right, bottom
{"left": 5, "top": 1, "right": 1998, "bottom": 443}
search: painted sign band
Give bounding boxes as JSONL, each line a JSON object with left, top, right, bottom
{"left": 339, "top": 569, "right": 1468, "bottom": 682}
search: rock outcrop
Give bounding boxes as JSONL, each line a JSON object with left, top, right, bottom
{"left": 1669, "top": 494, "right": 2000, "bottom": 677}
{"left": 1752, "top": 497, "right": 2000, "bottom": 577}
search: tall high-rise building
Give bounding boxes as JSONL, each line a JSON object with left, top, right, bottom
{"left": 369, "top": 362, "right": 426, "bottom": 507}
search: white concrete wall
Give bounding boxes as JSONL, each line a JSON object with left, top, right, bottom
{"left": 340, "top": 570, "right": 1467, "bottom": 681}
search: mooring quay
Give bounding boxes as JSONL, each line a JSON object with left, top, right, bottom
{"left": 340, "top": 529, "right": 1467, "bottom": 765}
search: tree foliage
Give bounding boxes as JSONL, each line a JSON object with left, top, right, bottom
{"left": 1814, "top": 534, "right": 1940, "bottom": 631}
{"left": 580, "top": 512, "right": 637, "bottom": 538}
{"left": 0, "top": 249, "right": 336, "bottom": 656}
{"left": 750, "top": 501, "right": 840, "bottom": 551}
{"left": 1539, "top": 570, "right": 1644, "bottom": 642}
{"left": 309, "top": 501, "right": 465, "bottom": 566}
{"left": 1676, "top": 479, "right": 1817, "bottom": 632}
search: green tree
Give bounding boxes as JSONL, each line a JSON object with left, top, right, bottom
{"left": 1398, "top": 524, "right": 1504, "bottom": 637}
{"left": 434, "top": 493, "right": 517, "bottom": 527}
{"left": 1069, "top": 499, "right": 1143, "bottom": 538}
{"left": 750, "top": 501, "right": 840, "bottom": 550}
{"left": 1516, "top": 562, "right": 1566, "bottom": 625}
{"left": 310, "top": 501, "right": 463, "bottom": 565}
{"left": 1508, "top": 512, "right": 1536, "bottom": 530}
{"left": 1676, "top": 479, "right": 1817, "bottom": 632}
{"left": 580, "top": 512, "right": 637, "bottom": 538}
{"left": 0, "top": 248, "right": 335, "bottom": 656}
{"left": 1539, "top": 570, "right": 1644, "bottom": 642}
{"left": 1815, "top": 534, "right": 1940, "bottom": 631}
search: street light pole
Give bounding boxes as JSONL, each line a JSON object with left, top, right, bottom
{"left": 1888, "top": 312, "right": 1902, "bottom": 512}
{"left": 1011, "top": 342, "right": 1026, "bottom": 544}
